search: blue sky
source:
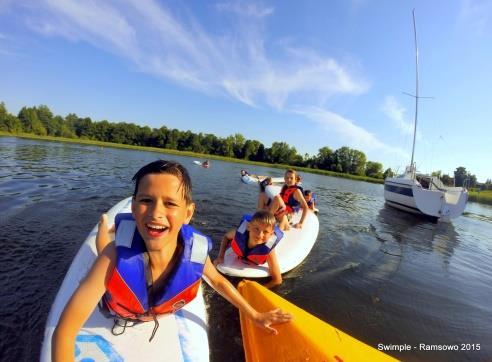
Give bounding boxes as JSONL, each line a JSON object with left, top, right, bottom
{"left": 1, "top": 1, "right": 490, "bottom": 181}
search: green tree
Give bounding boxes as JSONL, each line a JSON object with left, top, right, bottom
{"left": 484, "top": 179, "right": 492, "bottom": 191}
{"left": 92, "top": 120, "right": 112, "bottom": 142}
{"left": 315, "top": 147, "right": 333, "bottom": 170}
{"left": 0, "top": 103, "right": 21, "bottom": 133}
{"left": 454, "top": 167, "right": 467, "bottom": 187}
{"left": 330, "top": 147, "right": 366, "bottom": 175}
{"left": 232, "top": 133, "right": 246, "bottom": 158}
{"left": 149, "top": 127, "right": 169, "bottom": 148}
{"left": 189, "top": 133, "right": 204, "bottom": 153}
{"left": 36, "top": 105, "right": 57, "bottom": 135}
{"left": 165, "top": 129, "right": 180, "bottom": 149}
{"left": 268, "top": 142, "right": 298, "bottom": 164}
{"left": 383, "top": 168, "right": 394, "bottom": 179}
{"left": 365, "top": 161, "right": 383, "bottom": 178}
{"left": 216, "top": 136, "right": 234, "bottom": 157}
{"left": 242, "top": 139, "right": 261, "bottom": 160}
{"left": 73, "top": 117, "right": 94, "bottom": 139}
{"left": 441, "top": 174, "right": 453, "bottom": 186}
{"left": 18, "top": 106, "right": 47, "bottom": 135}
{"left": 251, "top": 143, "right": 267, "bottom": 162}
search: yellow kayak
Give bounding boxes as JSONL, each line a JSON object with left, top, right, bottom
{"left": 238, "top": 281, "right": 397, "bottom": 362}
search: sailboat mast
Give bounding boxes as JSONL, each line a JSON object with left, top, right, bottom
{"left": 410, "top": 9, "right": 419, "bottom": 170}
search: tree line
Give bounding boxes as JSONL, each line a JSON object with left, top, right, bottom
{"left": 0, "top": 101, "right": 480, "bottom": 185}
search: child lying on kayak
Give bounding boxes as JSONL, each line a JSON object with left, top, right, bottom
{"left": 53, "top": 160, "right": 291, "bottom": 362}
{"left": 213, "top": 210, "right": 283, "bottom": 288}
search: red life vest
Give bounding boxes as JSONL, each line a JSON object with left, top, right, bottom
{"left": 280, "top": 185, "right": 301, "bottom": 213}
{"left": 103, "top": 213, "right": 210, "bottom": 321}
{"left": 230, "top": 214, "right": 283, "bottom": 265}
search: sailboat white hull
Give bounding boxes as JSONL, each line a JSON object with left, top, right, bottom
{"left": 384, "top": 176, "right": 468, "bottom": 221}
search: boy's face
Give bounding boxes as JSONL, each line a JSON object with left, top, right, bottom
{"left": 247, "top": 221, "right": 274, "bottom": 246}
{"left": 131, "top": 173, "right": 194, "bottom": 251}
{"left": 305, "top": 193, "right": 312, "bottom": 201}
{"left": 284, "top": 172, "right": 296, "bottom": 186}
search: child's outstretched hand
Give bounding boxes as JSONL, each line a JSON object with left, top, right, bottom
{"left": 253, "top": 308, "right": 292, "bottom": 335}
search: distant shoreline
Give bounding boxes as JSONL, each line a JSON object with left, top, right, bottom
{"left": 3, "top": 132, "right": 491, "bottom": 206}
{"left": 0, "top": 132, "right": 384, "bottom": 184}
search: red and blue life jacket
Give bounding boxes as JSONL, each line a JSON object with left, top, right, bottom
{"left": 306, "top": 193, "right": 317, "bottom": 209}
{"left": 230, "top": 214, "right": 283, "bottom": 265}
{"left": 103, "top": 213, "right": 211, "bottom": 321}
{"left": 280, "top": 185, "right": 302, "bottom": 213}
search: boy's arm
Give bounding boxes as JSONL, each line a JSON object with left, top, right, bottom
{"left": 52, "top": 244, "right": 115, "bottom": 362}
{"left": 264, "top": 250, "right": 282, "bottom": 289}
{"left": 202, "top": 257, "right": 291, "bottom": 334}
{"left": 213, "top": 229, "right": 235, "bottom": 266}
{"left": 257, "top": 193, "right": 265, "bottom": 210}
{"left": 293, "top": 189, "right": 309, "bottom": 228}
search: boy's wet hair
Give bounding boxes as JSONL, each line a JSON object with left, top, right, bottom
{"left": 304, "top": 189, "right": 312, "bottom": 196}
{"left": 259, "top": 177, "right": 272, "bottom": 192}
{"left": 251, "top": 210, "right": 276, "bottom": 228}
{"left": 132, "top": 160, "right": 193, "bottom": 204}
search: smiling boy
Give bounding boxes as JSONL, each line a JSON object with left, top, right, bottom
{"left": 52, "top": 160, "right": 291, "bottom": 362}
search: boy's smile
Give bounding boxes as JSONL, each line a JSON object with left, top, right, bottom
{"left": 131, "top": 173, "right": 194, "bottom": 251}
{"left": 247, "top": 221, "right": 274, "bottom": 246}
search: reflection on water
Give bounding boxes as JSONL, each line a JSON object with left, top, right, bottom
{"left": 1, "top": 137, "right": 491, "bottom": 361}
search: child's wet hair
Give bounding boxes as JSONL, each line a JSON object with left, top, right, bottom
{"left": 132, "top": 160, "right": 193, "bottom": 204}
{"left": 304, "top": 189, "right": 312, "bottom": 196}
{"left": 251, "top": 210, "right": 276, "bottom": 228}
{"left": 259, "top": 177, "right": 272, "bottom": 192}
{"left": 285, "top": 169, "right": 297, "bottom": 177}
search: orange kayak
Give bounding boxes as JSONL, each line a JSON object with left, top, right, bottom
{"left": 238, "top": 281, "right": 397, "bottom": 362}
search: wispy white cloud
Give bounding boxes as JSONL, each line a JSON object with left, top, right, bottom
{"left": 293, "top": 106, "right": 409, "bottom": 159}
{"left": 381, "top": 95, "right": 420, "bottom": 137}
{"left": 215, "top": 2, "right": 274, "bottom": 18}
{"left": 381, "top": 95, "right": 426, "bottom": 145}
{"left": 6, "top": 0, "right": 399, "bottom": 156}
{"left": 14, "top": 0, "right": 368, "bottom": 111}
{"left": 459, "top": 0, "right": 492, "bottom": 36}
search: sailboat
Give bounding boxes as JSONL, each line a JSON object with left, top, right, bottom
{"left": 384, "top": 10, "right": 468, "bottom": 222}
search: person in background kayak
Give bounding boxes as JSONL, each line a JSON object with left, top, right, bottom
{"left": 52, "top": 160, "right": 291, "bottom": 362}
{"left": 303, "top": 190, "right": 316, "bottom": 211}
{"left": 257, "top": 178, "right": 289, "bottom": 231}
{"left": 259, "top": 170, "right": 309, "bottom": 230}
{"left": 213, "top": 210, "right": 283, "bottom": 288}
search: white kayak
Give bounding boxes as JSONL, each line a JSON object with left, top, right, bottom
{"left": 240, "top": 175, "right": 284, "bottom": 185}
{"left": 216, "top": 210, "right": 319, "bottom": 278}
{"left": 241, "top": 174, "right": 260, "bottom": 184}
{"left": 40, "top": 197, "right": 209, "bottom": 362}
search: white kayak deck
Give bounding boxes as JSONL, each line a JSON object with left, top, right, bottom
{"left": 40, "top": 197, "right": 209, "bottom": 362}
{"left": 216, "top": 210, "right": 319, "bottom": 278}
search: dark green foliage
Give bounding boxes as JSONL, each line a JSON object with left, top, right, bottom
{"left": 1, "top": 100, "right": 483, "bottom": 185}
{"left": 365, "top": 161, "right": 384, "bottom": 179}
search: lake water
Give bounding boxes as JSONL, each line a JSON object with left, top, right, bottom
{"left": 0, "top": 137, "right": 491, "bottom": 361}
